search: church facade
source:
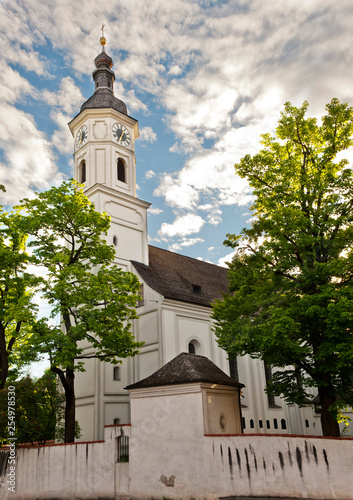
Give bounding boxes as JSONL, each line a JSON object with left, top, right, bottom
{"left": 69, "top": 36, "right": 323, "bottom": 441}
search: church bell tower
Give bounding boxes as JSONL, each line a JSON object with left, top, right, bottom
{"left": 68, "top": 32, "right": 150, "bottom": 272}
{"left": 69, "top": 32, "right": 151, "bottom": 441}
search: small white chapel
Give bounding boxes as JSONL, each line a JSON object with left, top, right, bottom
{"left": 68, "top": 35, "right": 324, "bottom": 442}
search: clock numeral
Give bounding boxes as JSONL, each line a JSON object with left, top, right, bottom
{"left": 76, "top": 125, "right": 88, "bottom": 148}
{"left": 112, "top": 123, "right": 131, "bottom": 146}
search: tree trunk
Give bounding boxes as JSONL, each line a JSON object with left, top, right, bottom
{"left": 0, "top": 324, "right": 9, "bottom": 389}
{"left": 318, "top": 385, "right": 341, "bottom": 437}
{"left": 64, "top": 368, "right": 76, "bottom": 443}
{"left": 52, "top": 366, "right": 76, "bottom": 443}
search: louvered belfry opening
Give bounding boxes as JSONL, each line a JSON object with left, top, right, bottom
{"left": 117, "top": 158, "right": 126, "bottom": 183}
{"left": 80, "top": 160, "right": 86, "bottom": 183}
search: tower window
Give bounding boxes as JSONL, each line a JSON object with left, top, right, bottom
{"left": 79, "top": 160, "right": 86, "bottom": 183}
{"left": 113, "top": 366, "right": 120, "bottom": 380}
{"left": 117, "top": 158, "right": 126, "bottom": 183}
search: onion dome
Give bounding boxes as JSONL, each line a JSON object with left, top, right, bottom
{"left": 80, "top": 33, "right": 127, "bottom": 115}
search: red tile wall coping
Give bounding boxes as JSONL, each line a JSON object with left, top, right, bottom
{"left": 204, "top": 433, "right": 353, "bottom": 440}
{"left": 1, "top": 440, "right": 105, "bottom": 450}
{"left": 0, "top": 424, "right": 132, "bottom": 450}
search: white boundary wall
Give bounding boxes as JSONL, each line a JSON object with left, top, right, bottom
{"left": 0, "top": 425, "right": 130, "bottom": 500}
{"left": 128, "top": 383, "right": 353, "bottom": 500}
{"left": 1, "top": 423, "right": 353, "bottom": 499}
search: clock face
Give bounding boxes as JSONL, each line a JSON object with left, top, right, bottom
{"left": 76, "top": 125, "right": 88, "bottom": 148}
{"left": 112, "top": 123, "right": 131, "bottom": 147}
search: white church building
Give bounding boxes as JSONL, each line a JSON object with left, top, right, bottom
{"left": 68, "top": 36, "right": 324, "bottom": 442}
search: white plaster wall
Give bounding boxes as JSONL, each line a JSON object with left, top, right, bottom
{"left": 0, "top": 425, "right": 130, "bottom": 500}
{"left": 203, "top": 388, "right": 242, "bottom": 434}
{"left": 160, "top": 300, "right": 229, "bottom": 373}
{"left": 201, "top": 434, "right": 353, "bottom": 500}
{"left": 1, "top": 419, "right": 353, "bottom": 500}
{"left": 129, "top": 384, "right": 206, "bottom": 500}
{"left": 128, "top": 385, "right": 353, "bottom": 500}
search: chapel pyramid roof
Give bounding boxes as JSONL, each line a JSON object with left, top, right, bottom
{"left": 125, "top": 352, "right": 243, "bottom": 390}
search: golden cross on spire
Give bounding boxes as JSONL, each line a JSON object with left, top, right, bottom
{"left": 100, "top": 23, "right": 107, "bottom": 49}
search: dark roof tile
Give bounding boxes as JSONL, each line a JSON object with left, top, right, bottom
{"left": 126, "top": 352, "right": 243, "bottom": 390}
{"left": 131, "top": 245, "right": 228, "bottom": 307}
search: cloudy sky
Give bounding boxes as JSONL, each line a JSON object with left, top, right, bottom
{"left": 1, "top": 0, "right": 353, "bottom": 267}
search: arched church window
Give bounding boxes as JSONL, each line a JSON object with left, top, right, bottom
{"left": 117, "top": 158, "right": 126, "bottom": 183}
{"left": 79, "top": 160, "right": 86, "bottom": 183}
{"left": 188, "top": 342, "right": 196, "bottom": 354}
{"left": 188, "top": 339, "right": 201, "bottom": 355}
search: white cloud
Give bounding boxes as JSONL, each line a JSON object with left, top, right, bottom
{"left": 218, "top": 250, "right": 236, "bottom": 268}
{"left": 169, "top": 237, "right": 204, "bottom": 252}
{"left": 159, "top": 213, "right": 205, "bottom": 238}
{"left": 168, "top": 65, "right": 182, "bottom": 76}
{"left": 207, "top": 213, "right": 222, "bottom": 226}
{"left": 199, "top": 204, "right": 214, "bottom": 211}
{"left": 154, "top": 174, "right": 199, "bottom": 209}
{"left": 42, "top": 77, "right": 83, "bottom": 116}
{"left": 0, "top": 64, "right": 36, "bottom": 104}
{"left": 139, "top": 127, "right": 157, "bottom": 143}
{"left": 145, "top": 170, "right": 156, "bottom": 179}
{"left": 115, "top": 82, "right": 148, "bottom": 113}
{"left": 1, "top": 0, "right": 353, "bottom": 253}
{"left": 40, "top": 77, "right": 84, "bottom": 154}
{"left": 50, "top": 111, "right": 74, "bottom": 155}
{"left": 148, "top": 207, "right": 163, "bottom": 215}
{"left": 0, "top": 104, "right": 63, "bottom": 205}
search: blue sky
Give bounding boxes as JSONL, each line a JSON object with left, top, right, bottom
{"left": 2, "top": 0, "right": 353, "bottom": 269}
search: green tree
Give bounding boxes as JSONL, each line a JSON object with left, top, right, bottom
{"left": 21, "top": 180, "right": 143, "bottom": 443}
{"left": 0, "top": 207, "right": 40, "bottom": 389}
{"left": 213, "top": 98, "right": 353, "bottom": 437}
{"left": 0, "top": 371, "right": 78, "bottom": 445}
